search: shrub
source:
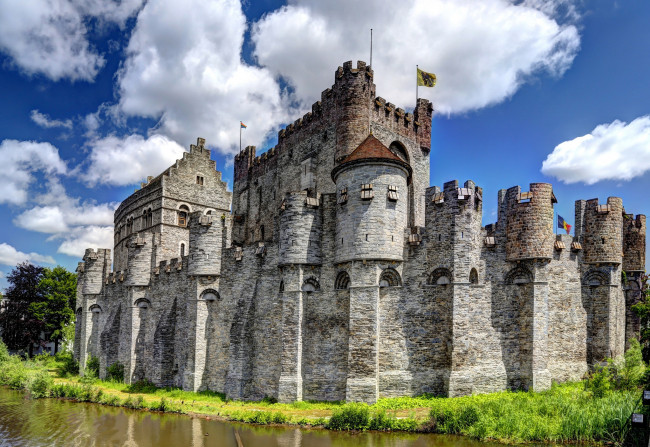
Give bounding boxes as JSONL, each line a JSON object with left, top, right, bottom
{"left": 80, "top": 368, "right": 98, "bottom": 385}
{"left": 107, "top": 362, "right": 125, "bottom": 382}
{"left": 0, "top": 341, "right": 11, "bottom": 363}
{"left": 126, "top": 379, "right": 157, "bottom": 394}
{"left": 327, "top": 403, "right": 370, "bottom": 430}
{"left": 55, "top": 352, "right": 79, "bottom": 377}
{"left": 85, "top": 355, "right": 99, "bottom": 377}
{"left": 585, "top": 364, "right": 612, "bottom": 398}
{"left": 26, "top": 369, "right": 53, "bottom": 398}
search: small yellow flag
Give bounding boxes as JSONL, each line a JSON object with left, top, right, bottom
{"left": 417, "top": 68, "right": 436, "bottom": 87}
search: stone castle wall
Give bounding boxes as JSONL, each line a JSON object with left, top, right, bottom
{"left": 74, "top": 60, "right": 645, "bottom": 404}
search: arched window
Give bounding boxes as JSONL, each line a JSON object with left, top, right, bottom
{"left": 127, "top": 218, "right": 133, "bottom": 235}
{"left": 134, "top": 298, "right": 151, "bottom": 309}
{"left": 178, "top": 205, "right": 190, "bottom": 227}
{"left": 302, "top": 277, "right": 320, "bottom": 293}
{"left": 200, "top": 289, "right": 220, "bottom": 302}
{"left": 180, "top": 243, "right": 185, "bottom": 257}
{"left": 504, "top": 266, "right": 533, "bottom": 285}
{"left": 583, "top": 269, "right": 609, "bottom": 287}
{"left": 379, "top": 268, "right": 401, "bottom": 287}
{"left": 469, "top": 268, "right": 479, "bottom": 285}
{"left": 142, "top": 209, "right": 147, "bottom": 229}
{"left": 389, "top": 141, "right": 409, "bottom": 162}
{"left": 428, "top": 268, "right": 452, "bottom": 285}
{"left": 335, "top": 271, "right": 350, "bottom": 290}
{"left": 89, "top": 304, "right": 102, "bottom": 314}
{"left": 147, "top": 208, "right": 153, "bottom": 227}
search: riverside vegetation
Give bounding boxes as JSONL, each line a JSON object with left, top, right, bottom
{"left": 0, "top": 340, "right": 648, "bottom": 445}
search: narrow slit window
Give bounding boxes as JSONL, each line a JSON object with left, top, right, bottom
{"left": 361, "top": 184, "right": 374, "bottom": 200}
{"left": 338, "top": 187, "right": 348, "bottom": 204}
{"left": 387, "top": 185, "right": 399, "bottom": 201}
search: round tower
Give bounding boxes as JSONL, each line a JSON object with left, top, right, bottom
{"left": 82, "top": 248, "right": 111, "bottom": 295}
{"left": 623, "top": 214, "right": 646, "bottom": 272}
{"left": 425, "top": 179, "right": 483, "bottom": 282}
{"left": 582, "top": 197, "right": 624, "bottom": 264}
{"left": 505, "top": 183, "right": 555, "bottom": 261}
{"left": 187, "top": 211, "right": 223, "bottom": 276}
{"left": 334, "top": 61, "right": 375, "bottom": 163}
{"left": 125, "top": 233, "right": 153, "bottom": 286}
{"left": 279, "top": 192, "right": 322, "bottom": 265}
{"left": 332, "top": 135, "right": 410, "bottom": 263}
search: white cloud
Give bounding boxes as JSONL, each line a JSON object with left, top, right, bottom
{"left": 0, "top": 243, "right": 55, "bottom": 266}
{"left": 0, "top": 140, "right": 67, "bottom": 205}
{"left": 56, "top": 225, "right": 114, "bottom": 257}
{"left": 30, "top": 109, "right": 73, "bottom": 129}
{"left": 116, "top": 0, "right": 289, "bottom": 153}
{"left": 12, "top": 178, "right": 117, "bottom": 258}
{"left": 80, "top": 134, "right": 186, "bottom": 186}
{"left": 0, "top": 0, "right": 143, "bottom": 82}
{"left": 541, "top": 116, "right": 650, "bottom": 184}
{"left": 252, "top": 0, "right": 580, "bottom": 114}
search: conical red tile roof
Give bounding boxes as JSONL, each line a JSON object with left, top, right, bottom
{"left": 340, "top": 134, "right": 404, "bottom": 164}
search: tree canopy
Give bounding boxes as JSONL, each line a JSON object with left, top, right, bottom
{"left": 0, "top": 263, "right": 76, "bottom": 356}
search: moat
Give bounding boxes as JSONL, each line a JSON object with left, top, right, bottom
{"left": 0, "top": 387, "right": 518, "bottom": 447}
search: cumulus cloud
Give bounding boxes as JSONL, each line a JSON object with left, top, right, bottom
{"left": 56, "top": 225, "right": 114, "bottom": 257}
{"left": 0, "top": 243, "right": 55, "bottom": 266}
{"left": 30, "top": 109, "right": 73, "bottom": 129}
{"left": 541, "top": 116, "right": 650, "bottom": 184}
{"left": 252, "top": 0, "right": 580, "bottom": 114}
{"left": 12, "top": 178, "right": 117, "bottom": 258}
{"left": 116, "top": 0, "right": 289, "bottom": 153}
{"left": 80, "top": 134, "right": 186, "bottom": 186}
{"left": 0, "top": 140, "right": 67, "bottom": 205}
{"left": 0, "top": 0, "right": 144, "bottom": 82}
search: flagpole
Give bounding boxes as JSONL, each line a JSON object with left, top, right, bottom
{"left": 239, "top": 124, "right": 242, "bottom": 152}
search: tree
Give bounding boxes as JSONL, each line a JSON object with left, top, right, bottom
{"left": 34, "top": 266, "right": 77, "bottom": 353}
{"left": 0, "top": 262, "right": 45, "bottom": 356}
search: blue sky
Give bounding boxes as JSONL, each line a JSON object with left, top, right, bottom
{"left": 0, "top": 0, "right": 649, "bottom": 290}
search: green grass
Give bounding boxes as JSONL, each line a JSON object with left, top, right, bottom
{"left": 0, "top": 341, "right": 646, "bottom": 444}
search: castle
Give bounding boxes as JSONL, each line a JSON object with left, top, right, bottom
{"left": 73, "top": 61, "right": 646, "bottom": 404}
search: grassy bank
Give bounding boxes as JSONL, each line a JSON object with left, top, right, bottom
{"left": 0, "top": 341, "right": 647, "bottom": 445}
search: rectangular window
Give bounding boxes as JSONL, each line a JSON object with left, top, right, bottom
{"left": 361, "top": 184, "right": 374, "bottom": 200}
{"left": 338, "top": 187, "right": 348, "bottom": 204}
{"left": 387, "top": 185, "right": 399, "bottom": 201}
{"left": 196, "top": 176, "right": 204, "bottom": 185}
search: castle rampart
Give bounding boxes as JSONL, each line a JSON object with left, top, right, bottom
{"left": 74, "top": 60, "right": 644, "bottom": 405}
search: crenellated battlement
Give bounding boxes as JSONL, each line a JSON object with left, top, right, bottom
{"left": 504, "top": 183, "right": 556, "bottom": 261}
{"left": 426, "top": 179, "right": 483, "bottom": 213}
{"left": 233, "top": 60, "right": 433, "bottom": 189}
{"left": 623, "top": 213, "right": 646, "bottom": 272}
{"left": 578, "top": 197, "right": 623, "bottom": 264}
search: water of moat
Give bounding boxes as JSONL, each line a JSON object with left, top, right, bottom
{"left": 0, "top": 387, "right": 540, "bottom": 447}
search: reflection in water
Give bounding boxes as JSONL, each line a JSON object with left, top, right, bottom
{"left": 0, "top": 388, "right": 507, "bottom": 447}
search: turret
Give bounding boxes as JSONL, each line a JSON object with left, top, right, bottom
{"left": 187, "top": 211, "right": 223, "bottom": 276}
{"left": 425, "top": 180, "right": 483, "bottom": 282}
{"left": 580, "top": 197, "right": 623, "bottom": 265}
{"left": 334, "top": 61, "right": 375, "bottom": 163}
{"left": 278, "top": 192, "right": 322, "bottom": 265}
{"left": 125, "top": 233, "right": 153, "bottom": 286}
{"left": 505, "top": 183, "right": 556, "bottom": 261}
{"left": 332, "top": 134, "right": 410, "bottom": 263}
{"left": 81, "top": 248, "right": 111, "bottom": 295}
{"left": 623, "top": 214, "right": 646, "bottom": 272}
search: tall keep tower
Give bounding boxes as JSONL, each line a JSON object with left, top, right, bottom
{"left": 332, "top": 134, "right": 411, "bottom": 403}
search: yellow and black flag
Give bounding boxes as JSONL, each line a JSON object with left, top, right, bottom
{"left": 417, "top": 68, "right": 436, "bottom": 87}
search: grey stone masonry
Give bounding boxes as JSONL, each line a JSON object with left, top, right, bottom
{"left": 74, "top": 60, "right": 645, "bottom": 404}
